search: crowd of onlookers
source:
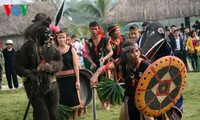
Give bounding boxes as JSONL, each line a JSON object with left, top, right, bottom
{"left": 0, "top": 20, "right": 200, "bottom": 91}
{"left": 2, "top": 12, "right": 197, "bottom": 120}
{"left": 68, "top": 20, "right": 200, "bottom": 73}
{"left": 165, "top": 21, "right": 200, "bottom": 72}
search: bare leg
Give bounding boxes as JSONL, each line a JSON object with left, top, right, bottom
{"left": 119, "top": 103, "right": 126, "bottom": 120}
{"left": 84, "top": 107, "right": 87, "bottom": 114}
{"left": 73, "top": 110, "right": 78, "bottom": 120}
{"left": 78, "top": 108, "right": 83, "bottom": 117}
{"left": 106, "top": 101, "right": 111, "bottom": 110}
{"left": 101, "top": 100, "right": 106, "bottom": 108}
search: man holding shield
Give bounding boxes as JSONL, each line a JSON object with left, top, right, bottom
{"left": 90, "top": 39, "right": 154, "bottom": 120}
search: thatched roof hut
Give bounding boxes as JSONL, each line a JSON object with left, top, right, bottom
{"left": 103, "top": 0, "right": 200, "bottom": 24}
{"left": 0, "top": 1, "right": 69, "bottom": 49}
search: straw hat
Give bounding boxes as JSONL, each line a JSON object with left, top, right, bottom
{"left": 5, "top": 39, "right": 13, "bottom": 45}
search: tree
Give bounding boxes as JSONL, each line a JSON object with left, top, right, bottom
{"left": 79, "top": 0, "right": 111, "bottom": 19}
{"left": 61, "top": 0, "right": 117, "bottom": 37}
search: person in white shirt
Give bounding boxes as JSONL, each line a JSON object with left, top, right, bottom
{"left": 72, "top": 37, "right": 84, "bottom": 68}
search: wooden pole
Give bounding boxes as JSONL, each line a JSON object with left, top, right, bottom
{"left": 92, "top": 85, "right": 97, "bottom": 120}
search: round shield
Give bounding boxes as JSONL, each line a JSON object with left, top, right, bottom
{"left": 135, "top": 56, "right": 187, "bottom": 117}
{"left": 79, "top": 69, "right": 93, "bottom": 106}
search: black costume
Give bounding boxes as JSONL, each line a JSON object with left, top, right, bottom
{"left": 110, "top": 39, "right": 123, "bottom": 60}
{"left": 115, "top": 59, "right": 150, "bottom": 119}
{"left": 110, "top": 38, "right": 124, "bottom": 80}
{"left": 56, "top": 45, "right": 81, "bottom": 109}
{"left": 140, "top": 22, "right": 183, "bottom": 119}
{"left": 13, "top": 23, "right": 63, "bottom": 120}
{"left": 3, "top": 48, "right": 18, "bottom": 89}
{"left": 86, "top": 37, "right": 109, "bottom": 68}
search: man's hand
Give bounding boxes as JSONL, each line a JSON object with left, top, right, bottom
{"left": 91, "top": 62, "right": 97, "bottom": 70}
{"left": 90, "top": 74, "right": 98, "bottom": 87}
{"left": 37, "top": 63, "right": 53, "bottom": 73}
{"left": 99, "top": 57, "right": 105, "bottom": 64}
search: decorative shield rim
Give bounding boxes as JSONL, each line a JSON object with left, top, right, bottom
{"left": 135, "top": 56, "right": 187, "bottom": 117}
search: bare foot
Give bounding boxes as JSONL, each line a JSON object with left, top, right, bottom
{"left": 101, "top": 101, "right": 106, "bottom": 108}
{"left": 105, "top": 103, "right": 110, "bottom": 110}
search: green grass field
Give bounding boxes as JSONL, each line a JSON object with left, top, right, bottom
{"left": 0, "top": 72, "right": 199, "bottom": 120}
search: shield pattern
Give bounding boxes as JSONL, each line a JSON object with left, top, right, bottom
{"left": 135, "top": 56, "right": 187, "bottom": 117}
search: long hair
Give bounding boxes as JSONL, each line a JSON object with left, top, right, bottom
{"left": 54, "top": 30, "right": 66, "bottom": 47}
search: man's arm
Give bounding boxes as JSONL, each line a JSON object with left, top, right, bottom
{"left": 71, "top": 47, "right": 80, "bottom": 89}
{"left": 13, "top": 49, "right": 29, "bottom": 77}
{"left": 100, "top": 41, "right": 113, "bottom": 63}
{"left": 90, "top": 61, "right": 115, "bottom": 86}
